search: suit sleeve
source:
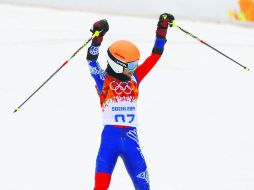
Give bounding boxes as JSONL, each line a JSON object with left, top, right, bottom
{"left": 87, "top": 60, "right": 105, "bottom": 94}
{"left": 86, "top": 44, "right": 105, "bottom": 94}
{"left": 135, "top": 38, "right": 166, "bottom": 83}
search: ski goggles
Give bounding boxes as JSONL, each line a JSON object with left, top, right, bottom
{"left": 107, "top": 49, "right": 139, "bottom": 73}
{"left": 125, "top": 60, "right": 139, "bottom": 72}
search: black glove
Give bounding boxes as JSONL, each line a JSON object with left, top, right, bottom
{"left": 90, "top": 19, "right": 109, "bottom": 46}
{"left": 156, "top": 13, "right": 175, "bottom": 39}
{"left": 87, "top": 19, "right": 109, "bottom": 61}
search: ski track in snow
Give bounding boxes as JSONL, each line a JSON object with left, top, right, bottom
{"left": 1, "top": 4, "right": 254, "bottom": 190}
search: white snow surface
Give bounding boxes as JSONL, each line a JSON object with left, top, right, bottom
{"left": 1, "top": 4, "right": 254, "bottom": 190}
{"left": 0, "top": 0, "right": 239, "bottom": 21}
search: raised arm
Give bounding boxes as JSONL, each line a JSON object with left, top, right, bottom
{"left": 86, "top": 19, "right": 109, "bottom": 94}
{"left": 135, "top": 13, "right": 175, "bottom": 83}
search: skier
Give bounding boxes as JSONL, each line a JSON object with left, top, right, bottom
{"left": 86, "top": 13, "right": 175, "bottom": 190}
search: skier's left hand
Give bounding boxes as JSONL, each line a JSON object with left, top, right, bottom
{"left": 158, "top": 13, "right": 175, "bottom": 28}
{"left": 156, "top": 13, "right": 175, "bottom": 39}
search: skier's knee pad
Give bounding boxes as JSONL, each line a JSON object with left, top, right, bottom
{"left": 94, "top": 172, "right": 111, "bottom": 190}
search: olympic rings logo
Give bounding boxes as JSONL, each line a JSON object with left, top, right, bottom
{"left": 110, "top": 81, "right": 134, "bottom": 95}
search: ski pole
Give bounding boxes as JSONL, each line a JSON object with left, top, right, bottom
{"left": 169, "top": 22, "right": 250, "bottom": 71}
{"left": 13, "top": 31, "right": 101, "bottom": 113}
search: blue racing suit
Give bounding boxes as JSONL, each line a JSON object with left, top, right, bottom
{"left": 87, "top": 37, "right": 166, "bottom": 190}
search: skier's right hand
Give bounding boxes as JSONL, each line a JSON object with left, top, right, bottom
{"left": 87, "top": 19, "right": 109, "bottom": 60}
{"left": 90, "top": 19, "right": 109, "bottom": 46}
{"left": 91, "top": 19, "right": 109, "bottom": 37}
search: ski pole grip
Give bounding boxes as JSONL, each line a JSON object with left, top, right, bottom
{"left": 168, "top": 22, "right": 177, "bottom": 27}
{"left": 92, "top": 30, "right": 102, "bottom": 39}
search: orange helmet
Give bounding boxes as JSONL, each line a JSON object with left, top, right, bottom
{"left": 107, "top": 40, "right": 140, "bottom": 73}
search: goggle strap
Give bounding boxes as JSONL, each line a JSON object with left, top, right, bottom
{"left": 107, "top": 49, "right": 128, "bottom": 68}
